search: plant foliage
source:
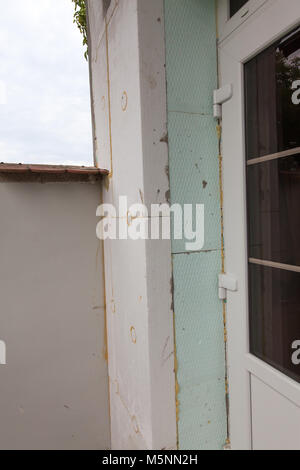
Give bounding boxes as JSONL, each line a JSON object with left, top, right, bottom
{"left": 72, "top": 0, "right": 88, "bottom": 60}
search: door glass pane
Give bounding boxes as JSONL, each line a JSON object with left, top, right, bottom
{"left": 245, "top": 28, "right": 300, "bottom": 382}
{"left": 249, "top": 264, "right": 300, "bottom": 383}
{"left": 245, "top": 27, "right": 300, "bottom": 160}
{"left": 230, "top": 0, "right": 248, "bottom": 18}
{"left": 247, "top": 155, "right": 300, "bottom": 265}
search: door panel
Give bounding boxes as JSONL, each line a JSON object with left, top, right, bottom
{"left": 218, "top": 0, "right": 300, "bottom": 450}
{"left": 251, "top": 375, "right": 300, "bottom": 450}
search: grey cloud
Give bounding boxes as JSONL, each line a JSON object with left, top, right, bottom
{"left": 0, "top": 0, "right": 93, "bottom": 166}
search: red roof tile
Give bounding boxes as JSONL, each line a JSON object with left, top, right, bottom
{"left": 0, "top": 163, "right": 109, "bottom": 176}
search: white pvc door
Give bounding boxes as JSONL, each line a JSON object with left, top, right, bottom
{"left": 218, "top": 0, "right": 300, "bottom": 450}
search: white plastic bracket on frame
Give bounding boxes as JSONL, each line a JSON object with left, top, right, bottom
{"left": 218, "top": 273, "right": 238, "bottom": 300}
{"left": 213, "top": 84, "right": 233, "bottom": 119}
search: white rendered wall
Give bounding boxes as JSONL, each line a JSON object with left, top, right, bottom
{"left": 87, "top": 0, "right": 177, "bottom": 450}
{"left": 0, "top": 181, "right": 110, "bottom": 450}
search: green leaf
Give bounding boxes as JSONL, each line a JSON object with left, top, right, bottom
{"left": 71, "top": 0, "right": 88, "bottom": 60}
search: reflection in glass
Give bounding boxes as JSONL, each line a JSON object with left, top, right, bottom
{"left": 230, "top": 0, "right": 248, "bottom": 18}
{"left": 249, "top": 263, "right": 300, "bottom": 383}
{"left": 245, "top": 28, "right": 300, "bottom": 160}
{"left": 245, "top": 28, "right": 300, "bottom": 383}
{"left": 247, "top": 155, "right": 300, "bottom": 265}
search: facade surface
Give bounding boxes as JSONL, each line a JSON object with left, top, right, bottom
{"left": 164, "top": 0, "right": 227, "bottom": 450}
{"left": 0, "top": 180, "right": 110, "bottom": 449}
{"left": 88, "top": 0, "right": 177, "bottom": 450}
{"left": 88, "top": 0, "right": 227, "bottom": 450}
{"left": 1, "top": 0, "right": 298, "bottom": 451}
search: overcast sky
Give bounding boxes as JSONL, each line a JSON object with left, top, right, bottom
{"left": 0, "top": 0, "right": 93, "bottom": 166}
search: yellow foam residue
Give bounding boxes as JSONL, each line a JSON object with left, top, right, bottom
{"left": 217, "top": 123, "right": 230, "bottom": 446}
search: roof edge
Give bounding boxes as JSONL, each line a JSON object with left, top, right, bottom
{"left": 0, "top": 163, "right": 109, "bottom": 176}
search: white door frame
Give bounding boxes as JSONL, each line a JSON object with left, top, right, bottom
{"left": 217, "top": 0, "right": 300, "bottom": 450}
